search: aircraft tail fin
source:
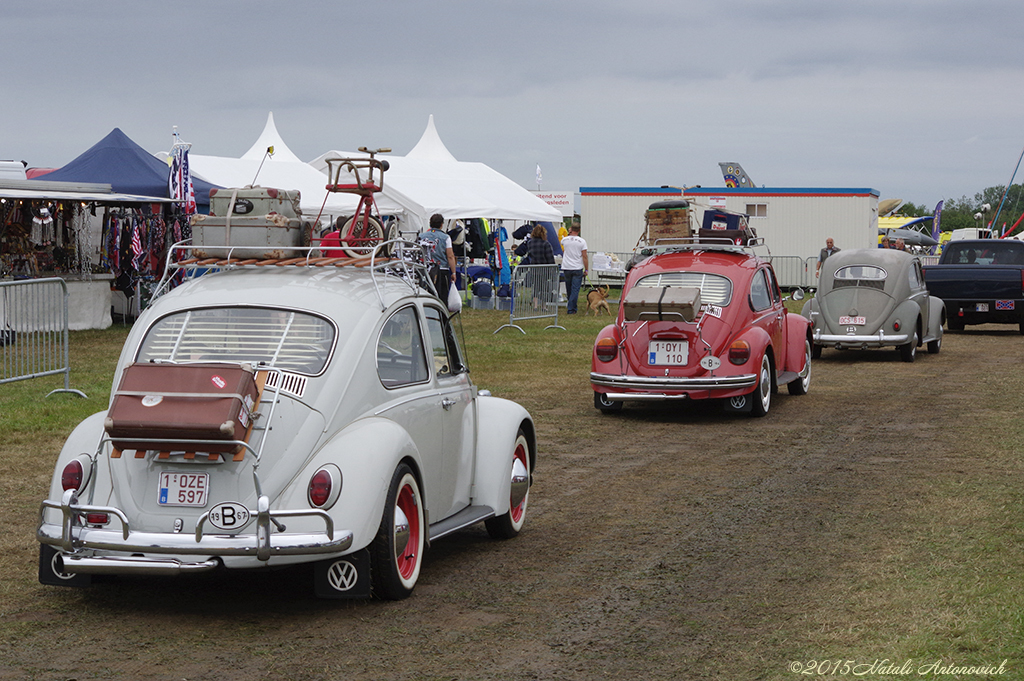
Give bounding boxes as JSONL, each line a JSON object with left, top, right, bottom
{"left": 719, "top": 162, "right": 756, "bottom": 188}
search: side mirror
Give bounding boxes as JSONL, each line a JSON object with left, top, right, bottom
{"left": 788, "top": 288, "right": 805, "bottom": 301}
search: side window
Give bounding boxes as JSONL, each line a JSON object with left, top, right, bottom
{"left": 749, "top": 269, "right": 773, "bottom": 311}
{"left": 376, "top": 306, "right": 429, "bottom": 388}
{"left": 424, "top": 306, "right": 466, "bottom": 377}
{"left": 909, "top": 261, "right": 923, "bottom": 289}
{"left": 766, "top": 267, "right": 781, "bottom": 304}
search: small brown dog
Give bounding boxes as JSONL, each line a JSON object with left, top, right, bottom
{"left": 586, "top": 285, "right": 611, "bottom": 316}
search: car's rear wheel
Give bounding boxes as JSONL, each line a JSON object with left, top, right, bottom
{"left": 594, "top": 391, "right": 623, "bottom": 414}
{"left": 927, "top": 331, "right": 942, "bottom": 354}
{"left": 900, "top": 329, "right": 918, "bottom": 363}
{"left": 811, "top": 343, "right": 822, "bottom": 359}
{"left": 948, "top": 316, "right": 965, "bottom": 331}
{"left": 750, "top": 353, "right": 773, "bottom": 417}
{"left": 370, "top": 463, "right": 424, "bottom": 600}
{"left": 485, "top": 430, "right": 531, "bottom": 539}
{"left": 788, "top": 339, "right": 812, "bottom": 395}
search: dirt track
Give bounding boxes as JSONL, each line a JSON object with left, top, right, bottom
{"left": 3, "top": 326, "right": 1021, "bottom": 680}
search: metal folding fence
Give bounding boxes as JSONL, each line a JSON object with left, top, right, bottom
{"left": 494, "top": 264, "right": 565, "bottom": 334}
{"left": 0, "top": 278, "right": 87, "bottom": 397}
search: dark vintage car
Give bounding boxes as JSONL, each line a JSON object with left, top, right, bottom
{"left": 590, "top": 239, "right": 812, "bottom": 417}
{"left": 803, "top": 248, "right": 945, "bottom": 362}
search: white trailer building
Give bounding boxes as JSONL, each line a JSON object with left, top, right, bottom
{"left": 579, "top": 185, "right": 880, "bottom": 287}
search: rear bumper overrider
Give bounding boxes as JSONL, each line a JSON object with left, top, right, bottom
{"left": 37, "top": 489, "right": 353, "bottom": 575}
{"left": 590, "top": 371, "right": 757, "bottom": 399}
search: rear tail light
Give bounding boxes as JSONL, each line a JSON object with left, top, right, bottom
{"left": 595, "top": 337, "right": 618, "bottom": 362}
{"left": 308, "top": 465, "right": 342, "bottom": 509}
{"left": 728, "top": 340, "right": 751, "bottom": 365}
{"left": 61, "top": 460, "right": 84, "bottom": 491}
{"left": 893, "top": 320, "right": 901, "bottom": 331}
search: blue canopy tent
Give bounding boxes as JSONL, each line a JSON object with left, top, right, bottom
{"left": 33, "top": 128, "right": 219, "bottom": 211}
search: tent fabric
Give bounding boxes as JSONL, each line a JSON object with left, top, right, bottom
{"left": 311, "top": 116, "right": 562, "bottom": 233}
{"left": 185, "top": 113, "right": 404, "bottom": 223}
{"left": 33, "top": 128, "right": 219, "bottom": 209}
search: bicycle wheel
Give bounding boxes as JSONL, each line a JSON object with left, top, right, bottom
{"left": 340, "top": 215, "right": 384, "bottom": 257}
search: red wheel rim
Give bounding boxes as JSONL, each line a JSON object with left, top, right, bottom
{"left": 396, "top": 483, "right": 420, "bottom": 580}
{"left": 510, "top": 442, "right": 528, "bottom": 523}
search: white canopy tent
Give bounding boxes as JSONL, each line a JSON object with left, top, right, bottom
{"left": 311, "top": 115, "right": 563, "bottom": 233}
{"left": 178, "top": 113, "right": 404, "bottom": 227}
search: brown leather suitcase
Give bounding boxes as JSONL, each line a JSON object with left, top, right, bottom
{"left": 104, "top": 362, "right": 259, "bottom": 453}
{"left": 622, "top": 286, "right": 701, "bottom": 322}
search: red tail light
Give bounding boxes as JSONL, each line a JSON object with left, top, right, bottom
{"left": 61, "top": 460, "right": 84, "bottom": 491}
{"left": 728, "top": 340, "right": 751, "bottom": 365}
{"left": 308, "top": 469, "right": 333, "bottom": 507}
{"left": 893, "top": 320, "right": 901, "bottom": 331}
{"left": 85, "top": 512, "right": 110, "bottom": 525}
{"left": 595, "top": 337, "right": 618, "bottom": 362}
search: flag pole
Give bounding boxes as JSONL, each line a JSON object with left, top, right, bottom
{"left": 989, "top": 142, "right": 1024, "bottom": 232}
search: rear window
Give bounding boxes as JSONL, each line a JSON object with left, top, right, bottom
{"left": 137, "top": 307, "right": 336, "bottom": 375}
{"left": 634, "top": 272, "right": 733, "bottom": 305}
{"left": 944, "top": 242, "right": 1024, "bottom": 265}
{"left": 835, "top": 265, "right": 886, "bottom": 280}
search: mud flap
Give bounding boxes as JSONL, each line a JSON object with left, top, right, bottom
{"left": 722, "top": 393, "right": 753, "bottom": 414}
{"left": 313, "top": 549, "right": 371, "bottom": 599}
{"left": 38, "top": 545, "right": 92, "bottom": 588}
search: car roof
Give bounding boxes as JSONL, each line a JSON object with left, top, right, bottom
{"left": 147, "top": 266, "right": 427, "bottom": 320}
{"left": 825, "top": 248, "right": 915, "bottom": 270}
{"left": 629, "top": 248, "right": 762, "bottom": 281}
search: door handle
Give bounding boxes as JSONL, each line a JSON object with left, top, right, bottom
{"left": 441, "top": 398, "right": 456, "bottom": 411}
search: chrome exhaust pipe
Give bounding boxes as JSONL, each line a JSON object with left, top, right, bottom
{"left": 58, "top": 554, "right": 219, "bottom": 576}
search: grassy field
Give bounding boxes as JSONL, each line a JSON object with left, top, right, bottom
{"left": 3, "top": 301, "right": 1024, "bottom": 679}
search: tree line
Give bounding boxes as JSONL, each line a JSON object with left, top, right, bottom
{"left": 898, "top": 184, "right": 1024, "bottom": 236}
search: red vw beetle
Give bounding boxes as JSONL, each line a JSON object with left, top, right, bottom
{"left": 590, "top": 240, "right": 812, "bottom": 416}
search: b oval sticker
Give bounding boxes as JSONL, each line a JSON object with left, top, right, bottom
{"left": 208, "top": 502, "right": 251, "bottom": 532}
{"left": 700, "top": 356, "right": 722, "bottom": 371}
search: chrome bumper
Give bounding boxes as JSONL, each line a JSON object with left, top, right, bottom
{"left": 38, "top": 489, "right": 353, "bottom": 572}
{"left": 590, "top": 371, "right": 758, "bottom": 395}
{"left": 813, "top": 328, "right": 909, "bottom": 347}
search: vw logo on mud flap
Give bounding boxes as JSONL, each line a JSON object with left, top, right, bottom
{"left": 327, "top": 560, "right": 359, "bottom": 591}
{"left": 729, "top": 395, "right": 747, "bottom": 410}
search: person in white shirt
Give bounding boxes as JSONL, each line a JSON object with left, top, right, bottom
{"left": 560, "top": 224, "right": 588, "bottom": 314}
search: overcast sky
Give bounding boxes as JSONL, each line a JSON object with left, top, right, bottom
{"left": 4, "top": 1, "right": 1023, "bottom": 208}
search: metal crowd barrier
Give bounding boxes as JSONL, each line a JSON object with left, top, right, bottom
{"left": 494, "top": 264, "right": 565, "bottom": 334}
{"left": 0, "top": 278, "right": 87, "bottom": 397}
{"left": 767, "top": 255, "right": 814, "bottom": 288}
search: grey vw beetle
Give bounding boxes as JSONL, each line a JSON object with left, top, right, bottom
{"left": 801, "top": 248, "right": 945, "bottom": 362}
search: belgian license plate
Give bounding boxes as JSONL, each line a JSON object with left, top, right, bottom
{"left": 649, "top": 340, "right": 688, "bottom": 365}
{"left": 976, "top": 303, "right": 989, "bottom": 312}
{"left": 158, "top": 472, "right": 209, "bottom": 507}
{"left": 839, "top": 316, "right": 866, "bottom": 325}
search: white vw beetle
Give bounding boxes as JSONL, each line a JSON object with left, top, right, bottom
{"left": 37, "top": 242, "right": 535, "bottom": 599}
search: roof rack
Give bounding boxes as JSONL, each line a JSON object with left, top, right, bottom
{"left": 152, "top": 239, "right": 434, "bottom": 310}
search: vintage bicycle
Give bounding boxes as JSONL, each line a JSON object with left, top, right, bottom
{"left": 322, "top": 147, "right": 397, "bottom": 257}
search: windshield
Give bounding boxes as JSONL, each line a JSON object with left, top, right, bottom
{"left": 137, "top": 307, "right": 336, "bottom": 375}
{"left": 634, "top": 271, "right": 733, "bottom": 306}
{"left": 944, "top": 242, "right": 1024, "bottom": 265}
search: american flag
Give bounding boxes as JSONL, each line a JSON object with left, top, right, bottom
{"left": 169, "top": 141, "right": 197, "bottom": 216}
{"left": 131, "top": 219, "right": 144, "bottom": 270}
{"left": 996, "top": 300, "right": 1015, "bottom": 310}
